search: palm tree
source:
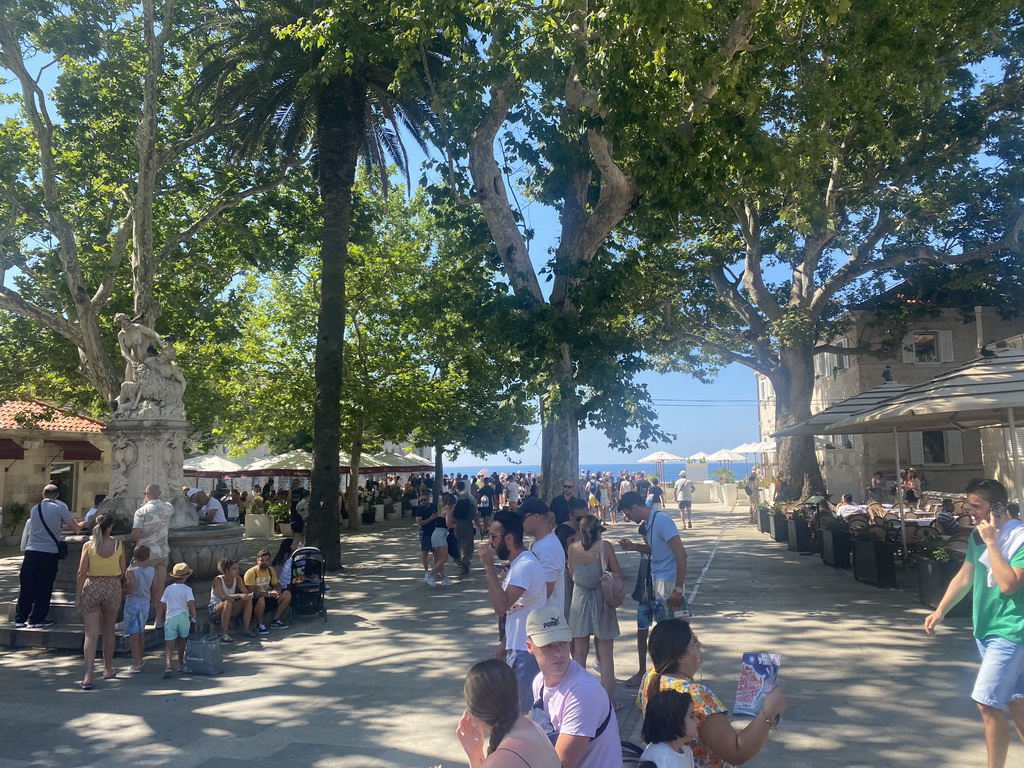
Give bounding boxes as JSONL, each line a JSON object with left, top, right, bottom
{"left": 198, "top": 0, "right": 435, "bottom": 569}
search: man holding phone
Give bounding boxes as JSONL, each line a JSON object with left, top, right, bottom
{"left": 925, "top": 478, "right": 1024, "bottom": 768}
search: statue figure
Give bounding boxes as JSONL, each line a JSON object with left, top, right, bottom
{"left": 113, "top": 314, "right": 187, "bottom": 420}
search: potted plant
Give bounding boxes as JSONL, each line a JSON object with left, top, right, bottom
{"left": 787, "top": 509, "right": 814, "bottom": 552}
{"left": 712, "top": 468, "right": 738, "bottom": 506}
{"left": 265, "top": 501, "right": 292, "bottom": 536}
{"left": 373, "top": 492, "right": 386, "bottom": 521}
{"left": 820, "top": 516, "right": 852, "bottom": 569}
{"left": 852, "top": 529, "right": 897, "bottom": 588}
{"left": 769, "top": 506, "right": 789, "bottom": 543}
{"left": 1, "top": 501, "right": 29, "bottom": 547}
{"left": 915, "top": 539, "right": 971, "bottom": 616}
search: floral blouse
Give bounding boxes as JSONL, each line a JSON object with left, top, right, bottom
{"left": 637, "top": 671, "right": 731, "bottom": 768}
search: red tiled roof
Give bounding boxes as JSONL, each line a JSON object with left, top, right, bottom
{"left": 0, "top": 399, "right": 105, "bottom": 433}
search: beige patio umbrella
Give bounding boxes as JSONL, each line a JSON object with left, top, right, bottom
{"left": 638, "top": 450, "right": 685, "bottom": 482}
{"left": 770, "top": 382, "right": 911, "bottom": 438}
{"left": 828, "top": 351, "right": 1024, "bottom": 500}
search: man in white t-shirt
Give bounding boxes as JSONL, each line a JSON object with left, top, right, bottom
{"left": 15, "top": 484, "right": 82, "bottom": 628}
{"left": 132, "top": 483, "right": 175, "bottom": 615}
{"left": 523, "top": 498, "right": 566, "bottom": 614}
{"left": 527, "top": 607, "right": 621, "bottom": 768}
{"left": 506, "top": 477, "right": 522, "bottom": 511}
{"left": 835, "top": 493, "right": 862, "bottom": 517}
{"left": 479, "top": 510, "right": 546, "bottom": 713}
{"left": 188, "top": 488, "right": 227, "bottom": 524}
{"left": 674, "top": 471, "right": 696, "bottom": 528}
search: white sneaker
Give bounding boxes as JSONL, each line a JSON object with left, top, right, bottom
{"left": 440, "top": 577, "right": 453, "bottom": 586}
{"left": 425, "top": 573, "right": 436, "bottom": 586}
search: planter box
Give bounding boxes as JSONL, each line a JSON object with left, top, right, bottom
{"left": 361, "top": 510, "right": 376, "bottom": 525}
{"left": 758, "top": 508, "right": 771, "bottom": 534}
{"left": 787, "top": 518, "right": 814, "bottom": 552}
{"left": 916, "top": 555, "right": 972, "bottom": 617}
{"left": 821, "top": 529, "right": 852, "bottom": 569}
{"left": 769, "top": 514, "right": 789, "bottom": 543}
{"left": 278, "top": 522, "right": 293, "bottom": 538}
{"left": 243, "top": 513, "right": 272, "bottom": 538}
{"left": 721, "top": 484, "right": 738, "bottom": 507}
{"left": 374, "top": 504, "right": 385, "bottom": 521}
{"left": 853, "top": 539, "right": 897, "bottom": 588}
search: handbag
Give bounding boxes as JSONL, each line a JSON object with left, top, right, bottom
{"left": 35, "top": 502, "right": 69, "bottom": 560}
{"left": 631, "top": 552, "right": 653, "bottom": 604}
{"left": 446, "top": 529, "right": 460, "bottom": 560}
{"left": 598, "top": 541, "right": 625, "bottom": 608}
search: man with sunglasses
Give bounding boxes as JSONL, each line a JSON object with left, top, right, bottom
{"left": 550, "top": 479, "right": 578, "bottom": 526}
{"left": 479, "top": 510, "right": 546, "bottom": 713}
{"left": 925, "top": 479, "right": 1024, "bottom": 768}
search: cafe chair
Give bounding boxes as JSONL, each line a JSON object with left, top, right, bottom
{"left": 848, "top": 518, "right": 869, "bottom": 533}
{"left": 903, "top": 509, "right": 919, "bottom": 519}
{"left": 956, "top": 514, "right": 974, "bottom": 527}
{"left": 865, "top": 524, "right": 888, "bottom": 542}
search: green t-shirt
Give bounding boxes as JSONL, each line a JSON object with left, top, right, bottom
{"left": 968, "top": 533, "right": 1024, "bottom": 644}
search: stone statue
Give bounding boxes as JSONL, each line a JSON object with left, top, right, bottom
{"left": 113, "top": 315, "right": 186, "bottom": 421}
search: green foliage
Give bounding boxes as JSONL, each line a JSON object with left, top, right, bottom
{"left": 3, "top": 501, "right": 29, "bottom": 535}
{"left": 711, "top": 468, "right": 735, "bottom": 484}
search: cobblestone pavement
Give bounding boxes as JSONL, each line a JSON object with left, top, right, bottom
{"left": 0, "top": 502, "right": 1006, "bottom": 767}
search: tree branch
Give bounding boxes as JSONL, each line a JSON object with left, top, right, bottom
{"left": 91, "top": 206, "right": 134, "bottom": 307}
{"left": 0, "top": 288, "right": 82, "bottom": 347}
{"left": 679, "top": 0, "right": 765, "bottom": 132}
{"left": 731, "top": 200, "right": 781, "bottom": 323}
{"left": 467, "top": 82, "right": 545, "bottom": 306}
{"left": 669, "top": 329, "right": 771, "bottom": 374}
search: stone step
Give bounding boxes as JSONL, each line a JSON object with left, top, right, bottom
{"left": 0, "top": 624, "right": 165, "bottom": 653}
{"left": 6, "top": 599, "right": 82, "bottom": 625}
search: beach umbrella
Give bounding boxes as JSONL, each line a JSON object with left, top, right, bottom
{"left": 683, "top": 451, "right": 711, "bottom": 462}
{"left": 706, "top": 449, "right": 746, "bottom": 462}
{"left": 638, "top": 450, "right": 685, "bottom": 481}
{"left": 477, "top": 468, "right": 490, "bottom": 476}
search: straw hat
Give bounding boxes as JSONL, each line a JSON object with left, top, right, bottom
{"left": 170, "top": 562, "right": 193, "bottom": 578}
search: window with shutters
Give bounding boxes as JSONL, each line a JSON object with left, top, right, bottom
{"left": 902, "top": 330, "right": 954, "bottom": 364}
{"left": 910, "top": 430, "right": 963, "bottom": 465}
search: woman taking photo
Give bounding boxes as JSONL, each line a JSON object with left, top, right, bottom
{"left": 639, "top": 619, "right": 787, "bottom": 768}
{"left": 76, "top": 513, "right": 126, "bottom": 689}
{"left": 568, "top": 514, "right": 622, "bottom": 706}
{"left": 456, "top": 658, "right": 560, "bottom": 768}
{"left": 209, "top": 558, "right": 255, "bottom": 642}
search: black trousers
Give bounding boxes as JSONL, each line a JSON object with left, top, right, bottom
{"left": 16, "top": 550, "right": 60, "bottom": 624}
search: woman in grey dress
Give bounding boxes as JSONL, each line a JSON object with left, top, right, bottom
{"left": 568, "top": 514, "right": 623, "bottom": 706}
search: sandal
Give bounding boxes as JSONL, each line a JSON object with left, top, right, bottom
{"left": 220, "top": 634, "right": 235, "bottom": 643}
{"left": 103, "top": 671, "right": 117, "bottom": 680}
{"left": 80, "top": 681, "right": 93, "bottom": 690}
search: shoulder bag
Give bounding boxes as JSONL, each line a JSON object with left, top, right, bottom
{"left": 598, "top": 540, "right": 625, "bottom": 608}
{"left": 35, "top": 501, "right": 69, "bottom": 560}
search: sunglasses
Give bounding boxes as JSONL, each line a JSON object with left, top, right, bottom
{"left": 564, "top": 485, "right": 575, "bottom": 489}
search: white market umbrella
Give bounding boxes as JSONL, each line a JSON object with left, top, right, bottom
{"left": 684, "top": 451, "right": 711, "bottom": 462}
{"left": 706, "top": 449, "right": 746, "bottom": 462}
{"left": 182, "top": 454, "right": 246, "bottom": 478}
{"left": 240, "top": 449, "right": 313, "bottom": 477}
{"left": 638, "top": 450, "right": 685, "bottom": 481}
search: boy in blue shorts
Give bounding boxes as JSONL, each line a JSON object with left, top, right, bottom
{"left": 925, "top": 479, "right": 1024, "bottom": 768}
{"left": 122, "top": 544, "right": 154, "bottom": 673}
{"left": 158, "top": 562, "right": 196, "bottom": 678}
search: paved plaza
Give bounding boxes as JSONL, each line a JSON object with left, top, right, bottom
{"left": 0, "top": 501, "right": 1011, "bottom": 767}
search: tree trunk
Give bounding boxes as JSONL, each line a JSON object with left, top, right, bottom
{"left": 539, "top": 345, "right": 580, "bottom": 502}
{"left": 433, "top": 444, "right": 444, "bottom": 506}
{"left": 345, "top": 415, "right": 365, "bottom": 531}
{"left": 307, "top": 75, "right": 366, "bottom": 570}
{"left": 773, "top": 347, "right": 826, "bottom": 498}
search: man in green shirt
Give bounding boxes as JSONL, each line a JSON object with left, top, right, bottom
{"left": 925, "top": 479, "right": 1024, "bottom": 768}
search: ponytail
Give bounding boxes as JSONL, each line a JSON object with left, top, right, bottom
{"left": 578, "top": 515, "right": 601, "bottom": 551}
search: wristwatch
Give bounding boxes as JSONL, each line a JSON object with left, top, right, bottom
{"left": 671, "top": 586, "right": 684, "bottom": 595}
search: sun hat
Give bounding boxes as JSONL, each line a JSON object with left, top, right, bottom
{"left": 170, "top": 562, "right": 193, "bottom": 578}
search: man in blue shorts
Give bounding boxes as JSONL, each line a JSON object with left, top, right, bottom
{"left": 925, "top": 479, "right": 1024, "bottom": 768}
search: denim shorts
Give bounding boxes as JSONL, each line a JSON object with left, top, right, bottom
{"left": 123, "top": 602, "right": 148, "bottom": 635}
{"left": 972, "top": 635, "right": 1024, "bottom": 709}
{"left": 506, "top": 649, "right": 541, "bottom": 715}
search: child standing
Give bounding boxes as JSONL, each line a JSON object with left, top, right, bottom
{"left": 122, "top": 544, "right": 155, "bottom": 673}
{"left": 157, "top": 562, "right": 196, "bottom": 679}
{"left": 640, "top": 689, "right": 700, "bottom": 768}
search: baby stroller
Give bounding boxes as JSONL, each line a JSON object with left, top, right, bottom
{"left": 288, "top": 546, "right": 327, "bottom": 622}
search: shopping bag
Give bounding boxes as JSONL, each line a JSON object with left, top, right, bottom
{"left": 184, "top": 634, "right": 223, "bottom": 675}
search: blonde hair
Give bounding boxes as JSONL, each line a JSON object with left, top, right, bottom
{"left": 91, "top": 513, "right": 115, "bottom": 549}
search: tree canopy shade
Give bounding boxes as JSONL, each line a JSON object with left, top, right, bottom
{"left": 197, "top": 0, "right": 444, "bottom": 565}
{"left": 224, "top": 180, "right": 533, "bottom": 529}
{"left": 0, "top": 0, "right": 301, "bottom": 411}
{"left": 426, "top": 0, "right": 807, "bottom": 499}
{"left": 632, "top": 0, "right": 1024, "bottom": 496}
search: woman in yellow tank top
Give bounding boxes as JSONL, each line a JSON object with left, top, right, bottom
{"left": 76, "top": 513, "right": 126, "bottom": 689}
